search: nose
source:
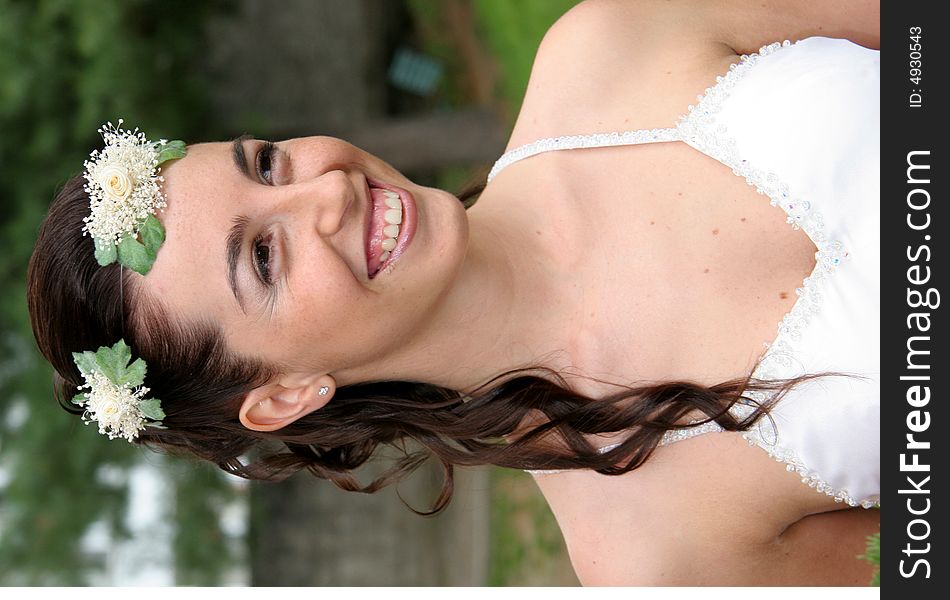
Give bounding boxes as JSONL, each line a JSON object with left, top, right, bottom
{"left": 281, "top": 169, "right": 355, "bottom": 238}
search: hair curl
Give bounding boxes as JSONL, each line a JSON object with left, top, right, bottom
{"left": 28, "top": 173, "right": 817, "bottom": 514}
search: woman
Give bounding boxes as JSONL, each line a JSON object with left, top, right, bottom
{"left": 28, "top": 0, "right": 880, "bottom": 585}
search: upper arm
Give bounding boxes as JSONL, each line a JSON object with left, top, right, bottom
{"left": 568, "top": 501, "right": 880, "bottom": 586}
{"left": 538, "top": 432, "right": 878, "bottom": 585}
{"left": 709, "top": 0, "right": 880, "bottom": 52}
{"left": 574, "top": 513, "right": 880, "bottom": 586}
{"left": 541, "top": 433, "right": 796, "bottom": 585}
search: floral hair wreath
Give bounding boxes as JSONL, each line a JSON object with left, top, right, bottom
{"left": 71, "top": 120, "right": 185, "bottom": 442}
{"left": 72, "top": 340, "right": 166, "bottom": 442}
{"left": 82, "top": 119, "right": 185, "bottom": 275}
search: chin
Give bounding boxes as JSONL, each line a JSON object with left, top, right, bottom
{"left": 419, "top": 186, "right": 469, "bottom": 290}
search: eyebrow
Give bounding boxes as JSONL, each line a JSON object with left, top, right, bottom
{"left": 227, "top": 215, "right": 250, "bottom": 314}
{"left": 231, "top": 134, "right": 252, "bottom": 179}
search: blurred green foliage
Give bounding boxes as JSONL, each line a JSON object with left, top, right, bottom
{"left": 487, "top": 469, "right": 575, "bottom": 586}
{"left": 407, "top": 0, "right": 577, "bottom": 124}
{"left": 0, "top": 0, "right": 235, "bottom": 584}
{"left": 472, "top": 0, "right": 579, "bottom": 122}
{"left": 861, "top": 530, "right": 880, "bottom": 587}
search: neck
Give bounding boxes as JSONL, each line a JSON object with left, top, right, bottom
{"left": 375, "top": 184, "right": 585, "bottom": 395}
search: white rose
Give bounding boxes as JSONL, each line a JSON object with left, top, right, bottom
{"left": 98, "top": 164, "right": 133, "bottom": 201}
{"left": 93, "top": 397, "right": 121, "bottom": 420}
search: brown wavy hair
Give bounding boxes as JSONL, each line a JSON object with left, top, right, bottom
{"left": 28, "top": 173, "right": 815, "bottom": 514}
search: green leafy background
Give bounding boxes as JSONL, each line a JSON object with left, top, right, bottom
{"left": 0, "top": 0, "right": 232, "bottom": 585}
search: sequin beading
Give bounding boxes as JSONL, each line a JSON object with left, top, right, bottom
{"left": 487, "top": 128, "right": 680, "bottom": 183}
{"left": 676, "top": 41, "right": 872, "bottom": 508}
{"left": 499, "top": 41, "right": 875, "bottom": 508}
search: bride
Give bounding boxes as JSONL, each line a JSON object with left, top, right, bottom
{"left": 27, "top": 0, "right": 880, "bottom": 585}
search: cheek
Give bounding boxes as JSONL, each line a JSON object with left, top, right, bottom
{"left": 288, "top": 263, "right": 367, "bottom": 336}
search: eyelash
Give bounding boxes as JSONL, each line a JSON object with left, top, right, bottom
{"left": 256, "top": 141, "right": 276, "bottom": 184}
{"left": 253, "top": 232, "right": 274, "bottom": 286}
{"left": 252, "top": 141, "right": 278, "bottom": 286}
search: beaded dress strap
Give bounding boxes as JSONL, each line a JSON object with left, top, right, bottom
{"left": 487, "top": 127, "right": 680, "bottom": 183}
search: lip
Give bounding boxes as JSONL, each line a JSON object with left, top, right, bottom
{"left": 365, "top": 177, "right": 417, "bottom": 279}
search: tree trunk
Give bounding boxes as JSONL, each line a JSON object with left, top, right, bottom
{"left": 249, "top": 460, "right": 490, "bottom": 586}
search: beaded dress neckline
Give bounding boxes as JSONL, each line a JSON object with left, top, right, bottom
{"left": 490, "top": 40, "right": 878, "bottom": 509}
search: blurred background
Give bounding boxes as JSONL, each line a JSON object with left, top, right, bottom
{"left": 0, "top": 0, "right": 581, "bottom": 586}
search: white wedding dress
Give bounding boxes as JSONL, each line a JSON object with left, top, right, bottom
{"left": 490, "top": 37, "right": 880, "bottom": 509}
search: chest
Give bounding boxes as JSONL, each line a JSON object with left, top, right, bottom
{"left": 506, "top": 140, "right": 818, "bottom": 390}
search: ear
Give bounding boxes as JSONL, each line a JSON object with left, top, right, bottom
{"left": 239, "top": 373, "right": 335, "bottom": 432}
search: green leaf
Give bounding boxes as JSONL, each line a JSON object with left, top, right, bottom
{"left": 94, "top": 240, "right": 118, "bottom": 266}
{"left": 117, "top": 234, "right": 155, "bottom": 275}
{"left": 71, "top": 351, "right": 98, "bottom": 377}
{"left": 71, "top": 393, "right": 89, "bottom": 406}
{"left": 860, "top": 532, "right": 880, "bottom": 586}
{"left": 110, "top": 339, "right": 133, "bottom": 365}
{"left": 139, "top": 214, "right": 165, "bottom": 258}
{"left": 118, "top": 358, "right": 147, "bottom": 387}
{"left": 111, "top": 339, "right": 129, "bottom": 353}
{"left": 93, "top": 351, "right": 119, "bottom": 382}
{"left": 156, "top": 140, "right": 187, "bottom": 165}
{"left": 108, "top": 340, "right": 134, "bottom": 383}
{"left": 139, "top": 398, "right": 166, "bottom": 421}
{"left": 94, "top": 346, "right": 119, "bottom": 383}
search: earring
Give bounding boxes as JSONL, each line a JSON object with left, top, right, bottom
{"left": 318, "top": 386, "right": 330, "bottom": 396}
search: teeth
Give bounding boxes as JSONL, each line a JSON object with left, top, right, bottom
{"left": 383, "top": 191, "right": 401, "bottom": 208}
{"left": 373, "top": 187, "right": 404, "bottom": 269}
{"left": 384, "top": 209, "right": 402, "bottom": 225}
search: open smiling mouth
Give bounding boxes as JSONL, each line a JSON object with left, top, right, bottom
{"left": 365, "top": 178, "right": 415, "bottom": 279}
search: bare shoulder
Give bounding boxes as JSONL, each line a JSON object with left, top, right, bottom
{"left": 532, "top": 432, "right": 878, "bottom": 585}
{"left": 507, "top": 0, "right": 735, "bottom": 149}
{"left": 507, "top": 0, "right": 879, "bottom": 149}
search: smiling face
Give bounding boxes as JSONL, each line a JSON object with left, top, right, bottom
{"left": 143, "top": 136, "right": 469, "bottom": 385}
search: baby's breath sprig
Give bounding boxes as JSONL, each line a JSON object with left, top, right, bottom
{"left": 72, "top": 340, "right": 165, "bottom": 443}
{"left": 81, "top": 120, "right": 186, "bottom": 275}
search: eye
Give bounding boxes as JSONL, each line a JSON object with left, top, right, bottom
{"left": 255, "top": 142, "right": 276, "bottom": 184}
{"left": 253, "top": 233, "right": 274, "bottom": 285}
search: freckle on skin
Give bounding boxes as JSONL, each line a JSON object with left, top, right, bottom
{"left": 740, "top": 217, "right": 747, "bottom": 222}
{"left": 712, "top": 228, "right": 719, "bottom": 235}
{"left": 780, "top": 292, "right": 788, "bottom": 299}
{"left": 677, "top": 192, "right": 683, "bottom": 196}
{"left": 703, "top": 268, "right": 709, "bottom": 274}
{"left": 536, "top": 230, "right": 542, "bottom": 235}
{"left": 650, "top": 220, "right": 655, "bottom": 225}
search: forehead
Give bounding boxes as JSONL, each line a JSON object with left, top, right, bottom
{"left": 141, "top": 142, "right": 242, "bottom": 326}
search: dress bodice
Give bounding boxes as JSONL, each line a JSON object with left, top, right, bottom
{"left": 490, "top": 38, "right": 880, "bottom": 509}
